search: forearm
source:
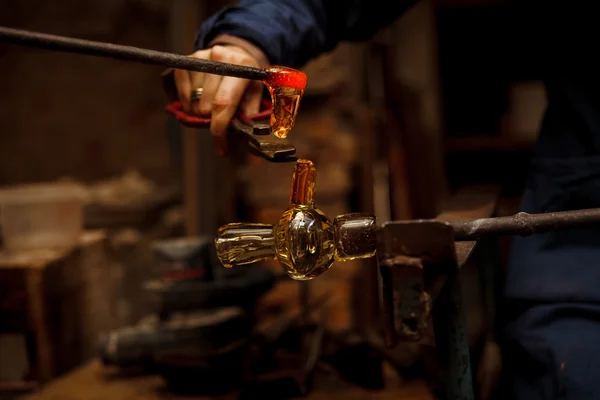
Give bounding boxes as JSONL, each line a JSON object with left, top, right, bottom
{"left": 194, "top": 0, "right": 420, "bottom": 68}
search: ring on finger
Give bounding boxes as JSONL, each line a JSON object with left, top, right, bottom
{"left": 190, "top": 88, "right": 204, "bottom": 101}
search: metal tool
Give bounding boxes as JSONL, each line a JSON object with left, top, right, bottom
{"left": 165, "top": 100, "right": 297, "bottom": 163}
{"left": 0, "top": 26, "right": 267, "bottom": 80}
{"left": 162, "top": 69, "right": 297, "bottom": 163}
{"left": 98, "top": 307, "right": 251, "bottom": 367}
{"left": 451, "top": 207, "right": 600, "bottom": 240}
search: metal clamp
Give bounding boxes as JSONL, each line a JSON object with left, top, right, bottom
{"left": 376, "top": 219, "right": 474, "bottom": 400}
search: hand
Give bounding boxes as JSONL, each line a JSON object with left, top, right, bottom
{"left": 174, "top": 44, "right": 265, "bottom": 156}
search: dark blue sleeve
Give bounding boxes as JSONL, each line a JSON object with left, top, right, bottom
{"left": 194, "top": 0, "right": 419, "bottom": 68}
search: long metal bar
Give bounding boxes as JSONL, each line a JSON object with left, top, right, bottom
{"left": 451, "top": 207, "right": 600, "bottom": 241}
{"left": 0, "top": 26, "right": 268, "bottom": 81}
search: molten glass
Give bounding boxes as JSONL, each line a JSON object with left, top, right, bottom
{"left": 263, "top": 66, "right": 307, "bottom": 139}
{"left": 214, "top": 159, "right": 378, "bottom": 280}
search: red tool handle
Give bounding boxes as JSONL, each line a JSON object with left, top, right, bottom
{"left": 165, "top": 99, "right": 272, "bottom": 128}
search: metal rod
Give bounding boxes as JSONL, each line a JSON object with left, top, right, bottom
{"left": 0, "top": 26, "right": 268, "bottom": 81}
{"left": 451, "top": 208, "right": 600, "bottom": 241}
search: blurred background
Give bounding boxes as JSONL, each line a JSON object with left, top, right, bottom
{"left": 0, "top": 0, "right": 545, "bottom": 399}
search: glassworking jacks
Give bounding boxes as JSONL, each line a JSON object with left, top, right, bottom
{"left": 163, "top": 67, "right": 300, "bottom": 163}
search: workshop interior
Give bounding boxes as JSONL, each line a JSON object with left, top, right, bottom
{"left": 0, "top": 0, "right": 588, "bottom": 399}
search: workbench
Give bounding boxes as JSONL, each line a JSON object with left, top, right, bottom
{"left": 20, "top": 359, "right": 435, "bottom": 400}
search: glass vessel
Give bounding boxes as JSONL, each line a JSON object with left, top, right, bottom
{"left": 214, "top": 160, "right": 378, "bottom": 280}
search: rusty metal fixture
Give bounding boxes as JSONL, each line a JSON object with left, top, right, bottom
{"left": 375, "top": 220, "right": 474, "bottom": 400}
{"left": 378, "top": 254, "right": 430, "bottom": 343}
{"left": 376, "top": 220, "right": 459, "bottom": 345}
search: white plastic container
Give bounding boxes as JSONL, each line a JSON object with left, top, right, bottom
{"left": 0, "top": 182, "right": 88, "bottom": 251}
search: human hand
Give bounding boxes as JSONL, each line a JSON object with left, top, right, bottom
{"left": 174, "top": 44, "right": 265, "bottom": 156}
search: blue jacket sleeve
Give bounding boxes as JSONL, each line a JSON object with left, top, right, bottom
{"left": 194, "top": 0, "right": 419, "bottom": 68}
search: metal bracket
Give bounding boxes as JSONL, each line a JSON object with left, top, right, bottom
{"left": 377, "top": 220, "right": 457, "bottom": 345}
{"left": 376, "top": 219, "right": 474, "bottom": 400}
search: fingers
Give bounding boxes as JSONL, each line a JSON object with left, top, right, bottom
{"left": 173, "top": 45, "right": 263, "bottom": 157}
{"left": 198, "top": 73, "right": 223, "bottom": 115}
{"left": 174, "top": 69, "right": 192, "bottom": 112}
{"left": 211, "top": 76, "right": 249, "bottom": 155}
{"left": 189, "top": 71, "right": 206, "bottom": 115}
{"left": 176, "top": 49, "right": 210, "bottom": 113}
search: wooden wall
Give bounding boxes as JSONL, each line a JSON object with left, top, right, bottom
{"left": 0, "top": 0, "right": 173, "bottom": 185}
